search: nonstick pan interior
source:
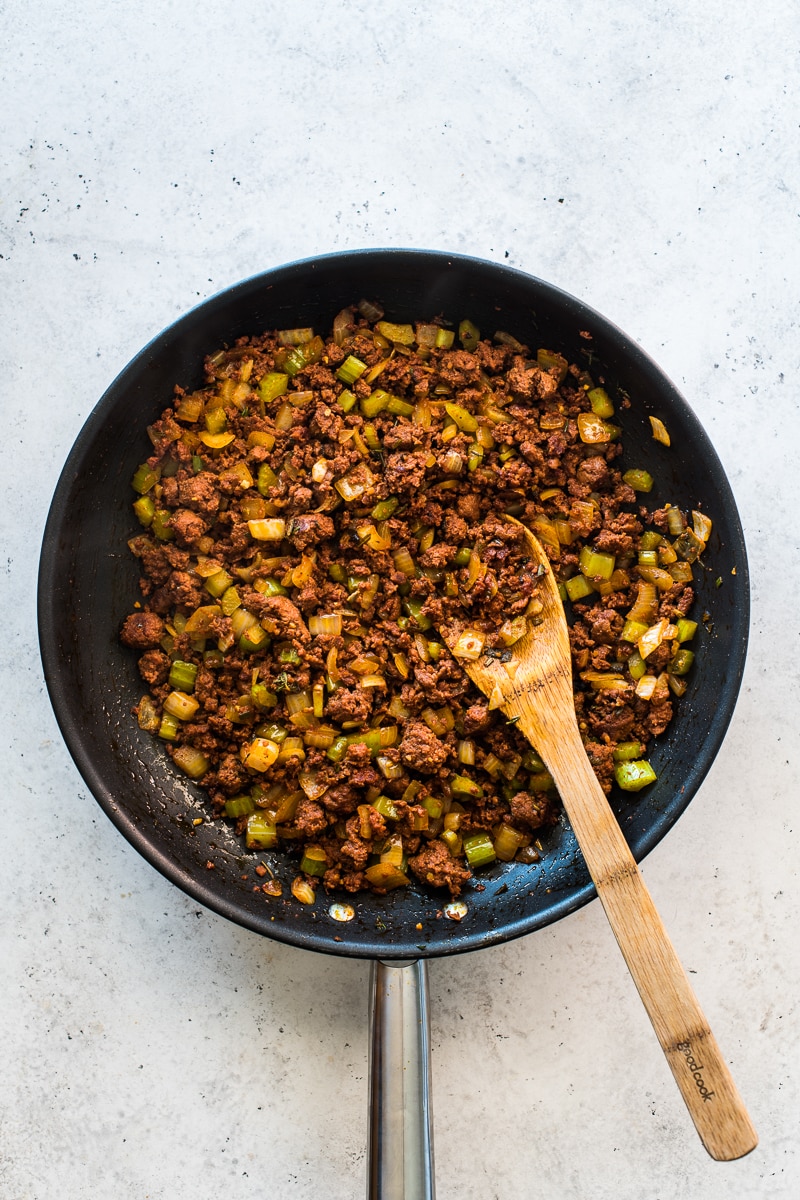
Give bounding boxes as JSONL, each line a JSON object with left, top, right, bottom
{"left": 38, "top": 249, "right": 749, "bottom": 960}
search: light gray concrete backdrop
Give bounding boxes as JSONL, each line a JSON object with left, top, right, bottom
{"left": 2, "top": 2, "right": 797, "bottom": 1197}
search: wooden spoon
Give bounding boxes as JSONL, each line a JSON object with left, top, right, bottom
{"left": 443, "top": 519, "right": 757, "bottom": 1161}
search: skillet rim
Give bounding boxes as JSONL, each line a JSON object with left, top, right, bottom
{"left": 37, "top": 248, "right": 750, "bottom": 960}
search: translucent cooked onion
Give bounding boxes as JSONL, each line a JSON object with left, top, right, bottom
{"left": 627, "top": 580, "right": 658, "bottom": 625}
{"left": 277, "top": 327, "right": 314, "bottom": 346}
{"left": 636, "top": 564, "right": 675, "bottom": 591}
{"left": 299, "top": 770, "right": 329, "bottom": 801}
{"left": 285, "top": 690, "right": 312, "bottom": 715}
{"left": 304, "top": 728, "right": 335, "bottom": 749}
{"left": 172, "top": 745, "right": 209, "bottom": 779}
{"left": 334, "top": 465, "right": 374, "bottom": 502}
{"left": 692, "top": 510, "right": 713, "bottom": 545}
{"left": 392, "top": 652, "right": 410, "bottom": 680}
{"left": 441, "top": 449, "right": 464, "bottom": 475}
{"left": 360, "top": 674, "right": 387, "bottom": 689}
{"left": 243, "top": 738, "right": 281, "bottom": 772}
{"left": 274, "top": 403, "right": 294, "bottom": 431}
{"left": 649, "top": 415, "right": 671, "bottom": 445}
{"left": 278, "top": 737, "right": 306, "bottom": 762}
{"left": 291, "top": 877, "right": 316, "bottom": 904}
{"left": 637, "top": 618, "right": 673, "bottom": 660}
{"left": 356, "top": 522, "right": 391, "bottom": 551}
{"left": 376, "top": 753, "right": 404, "bottom": 780}
{"left": 332, "top": 307, "right": 355, "bottom": 346}
{"left": 451, "top": 630, "right": 485, "bottom": 660}
{"left": 393, "top": 546, "right": 416, "bottom": 576}
{"left": 308, "top": 612, "right": 342, "bottom": 637}
{"left": 579, "top": 671, "right": 629, "bottom": 691}
{"left": 248, "top": 518, "right": 286, "bottom": 541}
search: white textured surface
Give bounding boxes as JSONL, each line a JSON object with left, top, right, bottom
{"left": 2, "top": 1, "right": 799, "bottom": 1197}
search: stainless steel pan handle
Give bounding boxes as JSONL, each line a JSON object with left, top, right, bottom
{"left": 368, "top": 960, "right": 435, "bottom": 1200}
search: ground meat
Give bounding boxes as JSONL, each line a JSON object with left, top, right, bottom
{"left": 412, "top": 660, "right": 470, "bottom": 705}
{"left": 287, "top": 512, "right": 335, "bottom": 551}
{"left": 122, "top": 310, "right": 707, "bottom": 903}
{"left": 384, "top": 450, "right": 428, "bottom": 492}
{"left": 383, "top": 421, "right": 426, "bottom": 450}
{"left": 577, "top": 454, "right": 611, "bottom": 490}
{"left": 435, "top": 349, "right": 482, "bottom": 389}
{"left": 177, "top": 474, "right": 221, "bottom": 514}
{"left": 137, "top": 649, "right": 171, "bottom": 685}
{"left": 325, "top": 688, "right": 372, "bottom": 725}
{"left": 120, "top": 611, "right": 165, "bottom": 649}
{"left": 463, "top": 704, "right": 492, "bottom": 734}
{"left": 398, "top": 721, "right": 448, "bottom": 774}
{"left": 295, "top": 799, "right": 328, "bottom": 837}
{"left": 507, "top": 362, "right": 558, "bottom": 400}
{"left": 250, "top": 595, "right": 310, "bottom": 643}
{"left": 408, "top": 840, "right": 471, "bottom": 895}
{"left": 509, "top": 791, "right": 550, "bottom": 830}
{"left": 589, "top": 608, "right": 624, "bottom": 645}
{"left": 169, "top": 508, "right": 208, "bottom": 545}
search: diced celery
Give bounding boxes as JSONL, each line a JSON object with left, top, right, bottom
{"left": 169, "top": 660, "right": 198, "bottom": 692}
{"left": 612, "top": 741, "right": 643, "bottom": 762}
{"left": 463, "top": 832, "right": 496, "bottom": 868}
{"left": 336, "top": 355, "right": 367, "bottom": 384}
{"left": 669, "top": 648, "right": 695, "bottom": 676}
{"left": 458, "top": 319, "right": 480, "bottom": 352}
{"left": 614, "top": 760, "right": 657, "bottom": 791}
{"left": 565, "top": 574, "right": 595, "bottom": 602}
{"left": 259, "top": 372, "right": 289, "bottom": 403}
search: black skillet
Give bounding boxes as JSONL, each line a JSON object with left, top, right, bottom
{"left": 38, "top": 250, "right": 749, "bottom": 1196}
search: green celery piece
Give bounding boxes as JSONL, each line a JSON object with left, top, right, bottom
{"left": 614, "top": 760, "right": 657, "bottom": 791}
{"left": 463, "top": 833, "right": 496, "bottom": 868}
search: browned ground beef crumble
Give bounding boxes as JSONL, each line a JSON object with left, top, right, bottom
{"left": 121, "top": 306, "right": 703, "bottom": 900}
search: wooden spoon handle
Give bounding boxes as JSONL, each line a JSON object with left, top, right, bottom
{"left": 537, "top": 731, "right": 757, "bottom": 1161}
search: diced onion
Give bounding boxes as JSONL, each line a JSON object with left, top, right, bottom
{"left": 334, "top": 465, "right": 374, "bottom": 502}
{"left": 163, "top": 691, "right": 200, "bottom": 721}
{"left": 636, "top": 564, "right": 675, "bottom": 591}
{"left": 200, "top": 431, "right": 235, "bottom": 449}
{"left": 299, "top": 770, "right": 329, "bottom": 801}
{"left": 278, "top": 737, "right": 306, "bottom": 762}
{"left": 692, "top": 510, "right": 713, "bottom": 545}
{"left": 392, "top": 546, "right": 416, "bottom": 576}
{"left": 457, "top": 739, "right": 476, "bottom": 766}
{"left": 285, "top": 690, "right": 312, "bottom": 715}
{"left": 577, "top": 413, "right": 620, "bottom": 443}
{"left": 309, "top": 612, "right": 343, "bottom": 637}
{"left": 360, "top": 674, "right": 387, "bottom": 689}
{"left": 442, "top": 449, "right": 464, "bottom": 474}
{"left": 392, "top": 652, "right": 410, "bottom": 679}
{"left": 627, "top": 581, "right": 658, "bottom": 625}
{"left": 243, "top": 738, "right": 281, "bottom": 772}
{"left": 364, "top": 863, "right": 409, "bottom": 890}
{"left": 356, "top": 523, "right": 392, "bottom": 551}
{"left": 291, "top": 877, "right": 316, "bottom": 904}
{"left": 579, "top": 671, "right": 629, "bottom": 691}
{"left": 376, "top": 754, "right": 404, "bottom": 780}
{"left": 172, "top": 745, "right": 209, "bottom": 779}
{"left": 638, "top": 618, "right": 671, "bottom": 660}
{"left": 649, "top": 415, "right": 671, "bottom": 445}
{"left": 451, "top": 630, "right": 485, "bottom": 660}
{"left": 277, "top": 327, "right": 314, "bottom": 346}
{"left": 274, "top": 403, "right": 294, "bottom": 431}
{"left": 248, "top": 518, "right": 286, "bottom": 541}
